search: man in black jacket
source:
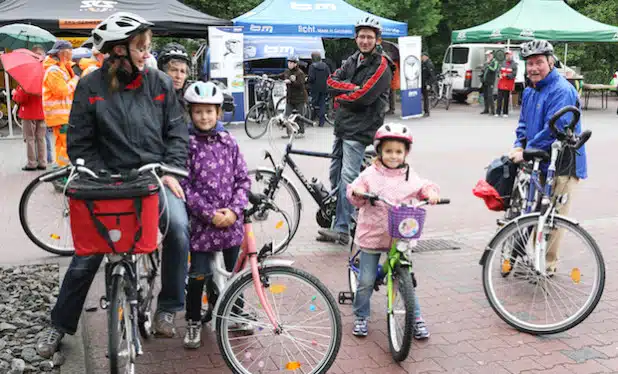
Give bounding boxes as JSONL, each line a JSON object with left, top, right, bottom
{"left": 308, "top": 51, "right": 331, "bottom": 127}
{"left": 317, "top": 16, "right": 394, "bottom": 244}
{"left": 421, "top": 52, "right": 436, "bottom": 117}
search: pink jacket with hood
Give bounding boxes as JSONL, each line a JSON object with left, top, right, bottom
{"left": 347, "top": 161, "right": 439, "bottom": 251}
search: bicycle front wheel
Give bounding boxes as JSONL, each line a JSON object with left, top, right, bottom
{"left": 247, "top": 169, "right": 301, "bottom": 253}
{"left": 216, "top": 266, "right": 342, "bottom": 374}
{"left": 387, "top": 265, "right": 415, "bottom": 362}
{"left": 245, "top": 102, "right": 270, "bottom": 139}
{"left": 108, "top": 273, "right": 135, "bottom": 374}
{"left": 483, "top": 215, "right": 605, "bottom": 334}
{"left": 19, "top": 168, "right": 74, "bottom": 256}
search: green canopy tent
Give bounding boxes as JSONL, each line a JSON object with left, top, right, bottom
{"left": 450, "top": 0, "right": 618, "bottom": 70}
{"left": 452, "top": 0, "right": 618, "bottom": 43}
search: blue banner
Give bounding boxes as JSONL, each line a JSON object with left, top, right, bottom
{"left": 400, "top": 89, "right": 422, "bottom": 118}
{"left": 243, "top": 36, "right": 325, "bottom": 60}
{"left": 234, "top": 0, "right": 407, "bottom": 38}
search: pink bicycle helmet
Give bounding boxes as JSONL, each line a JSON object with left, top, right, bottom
{"left": 373, "top": 123, "right": 413, "bottom": 150}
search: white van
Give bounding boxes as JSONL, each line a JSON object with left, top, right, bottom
{"left": 442, "top": 43, "right": 580, "bottom": 102}
{"left": 441, "top": 44, "right": 525, "bottom": 102}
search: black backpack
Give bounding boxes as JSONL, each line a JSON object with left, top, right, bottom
{"left": 485, "top": 156, "right": 518, "bottom": 208}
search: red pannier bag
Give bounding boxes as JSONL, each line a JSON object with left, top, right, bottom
{"left": 472, "top": 180, "right": 505, "bottom": 212}
{"left": 66, "top": 173, "right": 160, "bottom": 256}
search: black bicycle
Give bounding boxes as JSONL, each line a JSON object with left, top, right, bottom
{"left": 248, "top": 113, "right": 375, "bottom": 251}
{"left": 66, "top": 160, "right": 187, "bottom": 374}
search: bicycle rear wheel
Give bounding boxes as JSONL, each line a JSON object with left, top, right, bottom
{"left": 387, "top": 265, "right": 415, "bottom": 362}
{"left": 108, "top": 273, "right": 135, "bottom": 374}
{"left": 247, "top": 169, "right": 301, "bottom": 252}
{"left": 216, "top": 266, "right": 342, "bottom": 374}
{"left": 245, "top": 102, "right": 270, "bottom": 139}
{"left": 19, "top": 168, "right": 74, "bottom": 256}
{"left": 483, "top": 215, "right": 605, "bottom": 334}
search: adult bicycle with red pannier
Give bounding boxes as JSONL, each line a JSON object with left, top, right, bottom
{"left": 66, "top": 159, "right": 187, "bottom": 374}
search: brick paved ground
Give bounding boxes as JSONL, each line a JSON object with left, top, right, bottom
{"left": 2, "top": 98, "right": 618, "bottom": 373}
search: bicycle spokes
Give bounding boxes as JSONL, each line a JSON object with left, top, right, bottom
{"left": 217, "top": 269, "right": 339, "bottom": 373}
{"left": 485, "top": 217, "right": 604, "bottom": 333}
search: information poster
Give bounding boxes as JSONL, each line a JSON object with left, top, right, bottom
{"left": 398, "top": 36, "right": 423, "bottom": 118}
{"left": 208, "top": 26, "right": 245, "bottom": 123}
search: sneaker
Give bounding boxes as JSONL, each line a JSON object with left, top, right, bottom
{"left": 493, "top": 114, "right": 499, "bottom": 117}
{"left": 183, "top": 320, "right": 201, "bottom": 349}
{"left": 316, "top": 229, "right": 349, "bottom": 245}
{"left": 414, "top": 319, "right": 430, "bottom": 340}
{"left": 352, "top": 318, "right": 368, "bottom": 337}
{"left": 36, "top": 326, "right": 64, "bottom": 359}
{"left": 502, "top": 114, "right": 509, "bottom": 118}
{"left": 154, "top": 311, "right": 176, "bottom": 338}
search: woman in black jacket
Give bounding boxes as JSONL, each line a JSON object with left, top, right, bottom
{"left": 36, "top": 12, "right": 190, "bottom": 359}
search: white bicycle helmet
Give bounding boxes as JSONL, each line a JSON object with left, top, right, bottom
{"left": 373, "top": 123, "right": 413, "bottom": 150}
{"left": 92, "top": 12, "right": 153, "bottom": 53}
{"left": 355, "top": 16, "right": 382, "bottom": 36}
{"left": 520, "top": 39, "right": 554, "bottom": 59}
{"left": 184, "top": 81, "right": 224, "bottom": 105}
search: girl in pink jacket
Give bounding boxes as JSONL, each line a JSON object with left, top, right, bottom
{"left": 346, "top": 123, "right": 440, "bottom": 338}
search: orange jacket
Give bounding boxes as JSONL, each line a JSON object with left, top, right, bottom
{"left": 79, "top": 58, "right": 101, "bottom": 78}
{"left": 42, "top": 56, "right": 79, "bottom": 127}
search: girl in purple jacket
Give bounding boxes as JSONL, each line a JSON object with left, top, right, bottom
{"left": 180, "top": 81, "right": 251, "bottom": 349}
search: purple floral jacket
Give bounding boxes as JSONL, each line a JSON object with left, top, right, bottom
{"left": 181, "top": 129, "right": 250, "bottom": 252}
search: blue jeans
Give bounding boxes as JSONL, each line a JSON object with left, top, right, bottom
{"left": 352, "top": 251, "right": 421, "bottom": 320}
{"left": 45, "top": 128, "right": 53, "bottom": 164}
{"left": 328, "top": 138, "right": 366, "bottom": 233}
{"left": 51, "top": 187, "right": 189, "bottom": 335}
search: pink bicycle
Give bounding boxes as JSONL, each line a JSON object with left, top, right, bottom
{"left": 209, "top": 192, "right": 342, "bottom": 374}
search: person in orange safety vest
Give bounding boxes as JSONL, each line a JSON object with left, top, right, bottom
{"left": 42, "top": 40, "right": 79, "bottom": 167}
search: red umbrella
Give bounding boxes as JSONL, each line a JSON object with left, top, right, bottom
{"left": 0, "top": 49, "right": 44, "bottom": 95}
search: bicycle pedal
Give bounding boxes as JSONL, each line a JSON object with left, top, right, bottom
{"left": 338, "top": 291, "right": 354, "bottom": 305}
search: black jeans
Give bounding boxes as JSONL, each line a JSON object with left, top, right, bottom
{"left": 496, "top": 89, "right": 510, "bottom": 115}
{"left": 483, "top": 84, "right": 495, "bottom": 114}
{"left": 422, "top": 85, "right": 430, "bottom": 115}
{"left": 311, "top": 91, "right": 327, "bottom": 126}
{"left": 186, "top": 246, "right": 240, "bottom": 321}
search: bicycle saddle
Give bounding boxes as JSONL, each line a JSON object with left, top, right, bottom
{"left": 523, "top": 148, "right": 550, "bottom": 163}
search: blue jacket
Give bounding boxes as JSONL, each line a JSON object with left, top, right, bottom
{"left": 515, "top": 68, "right": 587, "bottom": 179}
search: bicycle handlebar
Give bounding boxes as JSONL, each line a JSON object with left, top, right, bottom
{"left": 74, "top": 158, "right": 189, "bottom": 179}
{"left": 548, "top": 105, "right": 581, "bottom": 140}
{"left": 356, "top": 192, "right": 450, "bottom": 208}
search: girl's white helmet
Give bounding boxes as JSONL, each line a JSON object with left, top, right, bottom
{"left": 373, "top": 123, "right": 413, "bottom": 149}
{"left": 92, "top": 12, "right": 153, "bottom": 53}
{"left": 184, "top": 81, "right": 224, "bottom": 105}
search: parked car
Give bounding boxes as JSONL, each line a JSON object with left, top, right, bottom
{"left": 442, "top": 43, "right": 580, "bottom": 102}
